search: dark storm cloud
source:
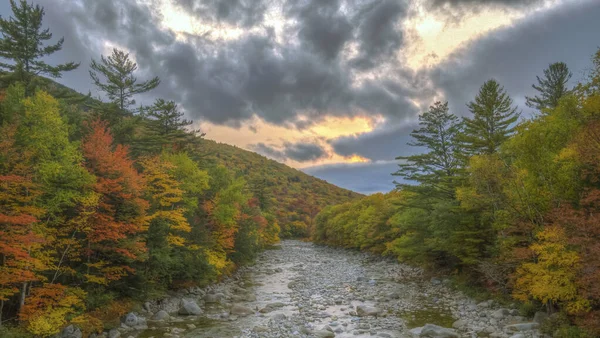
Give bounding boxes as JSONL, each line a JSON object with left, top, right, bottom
{"left": 251, "top": 141, "right": 328, "bottom": 162}
{"left": 174, "top": 0, "right": 270, "bottom": 27}
{"left": 284, "top": 142, "right": 328, "bottom": 161}
{"left": 330, "top": 123, "right": 417, "bottom": 161}
{"left": 11, "top": 0, "right": 423, "bottom": 127}
{"left": 303, "top": 161, "right": 399, "bottom": 194}
{"left": 351, "top": 0, "right": 406, "bottom": 69}
{"left": 291, "top": 0, "right": 354, "bottom": 60}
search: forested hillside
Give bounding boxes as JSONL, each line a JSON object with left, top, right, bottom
{"left": 0, "top": 1, "right": 358, "bottom": 336}
{"left": 200, "top": 140, "right": 361, "bottom": 238}
{"left": 314, "top": 53, "right": 600, "bottom": 336}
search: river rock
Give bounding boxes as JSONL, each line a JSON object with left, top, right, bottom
{"left": 313, "top": 330, "right": 335, "bottom": 338}
{"left": 108, "top": 329, "right": 120, "bottom": 338}
{"left": 420, "top": 324, "right": 459, "bottom": 338}
{"left": 452, "top": 319, "right": 467, "bottom": 330}
{"left": 230, "top": 304, "right": 254, "bottom": 316}
{"left": 178, "top": 299, "right": 202, "bottom": 315}
{"left": 504, "top": 323, "right": 539, "bottom": 332}
{"left": 259, "top": 302, "right": 286, "bottom": 313}
{"left": 151, "top": 310, "right": 169, "bottom": 321}
{"left": 57, "top": 325, "right": 82, "bottom": 338}
{"left": 124, "top": 313, "right": 138, "bottom": 327}
{"left": 356, "top": 305, "right": 381, "bottom": 317}
{"left": 492, "top": 308, "right": 510, "bottom": 319}
{"left": 204, "top": 293, "right": 222, "bottom": 303}
{"left": 253, "top": 326, "right": 268, "bottom": 333}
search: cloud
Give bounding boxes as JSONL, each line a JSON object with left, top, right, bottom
{"left": 330, "top": 123, "right": 418, "bottom": 161}
{"left": 173, "top": 0, "right": 270, "bottom": 27}
{"left": 351, "top": 0, "right": 406, "bottom": 69}
{"left": 303, "top": 161, "right": 399, "bottom": 194}
{"left": 284, "top": 142, "right": 328, "bottom": 161}
{"left": 251, "top": 141, "right": 328, "bottom": 162}
{"left": 292, "top": 0, "right": 354, "bottom": 61}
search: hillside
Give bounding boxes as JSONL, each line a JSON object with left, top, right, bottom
{"left": 197, "top": 139, "right": 363, "bottom": 238}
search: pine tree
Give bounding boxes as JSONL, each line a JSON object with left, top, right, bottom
{"left": 526, "top": 62, "right": 572, "bottom": 112}
{"left": 89, "top": 48, "right": 160, "bottom": 113}
{"left": 0, "top": 0, "right": 79, "bottom": 96}
{"left": 461, "top": 79, "right": 520, "bottom": 155}
{"left": 393, "top": 101, "right": 463, "bottom": 197}
{"left": 135, "top": 99, "right": 193, "bottom": 154}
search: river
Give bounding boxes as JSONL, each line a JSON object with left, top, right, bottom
{"left": 117, "top": 240, "right": 541, "bottom": 338}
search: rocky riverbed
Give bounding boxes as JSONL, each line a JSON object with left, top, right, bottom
{"left": 76, "top": 241, "right": 546, "bottom": 338}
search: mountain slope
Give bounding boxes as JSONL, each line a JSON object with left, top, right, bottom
{"left": 198, "top": 139, "right": 363, "bottom": 237}
{"left": 1, "top": 76, "right": 363, "bottom": 238}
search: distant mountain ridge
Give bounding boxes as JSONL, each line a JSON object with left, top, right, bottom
{"left": 199, "top": 139, "right": 363, "bottom": 237}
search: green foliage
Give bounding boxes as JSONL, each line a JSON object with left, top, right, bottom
{"left": 89, "top": 48, "right": 159, "bottom": 113}
{"left": 0, "top": 0, "right": 78, "bottom": 95}
{"left": 394, "top": 101, "right": 464, "bottom": 198}
{"left": 526, "top": 62, "right": 572, "bottom": 112}
{"left": 461, "top": 79, "right": 520, "bottom": 155}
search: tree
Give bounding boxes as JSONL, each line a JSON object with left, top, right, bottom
{"left": 135, "top": 99, "right": 194, "bottom": 155}
{"left": 393, "top": 101, "right": 463, "bottom": 197}
{"left": 0, "top": 0, "right": 79, "bottom": 95}
{"left": 81, "top": 119, "right": 147, "bottom": 286}
{"left": 89, "top": 48, "right": 160, "bottom": 113}
{"left": 461, "top": 79, "right": 520, "bottom": 155}
{"left": 526, "top": 62, "right": 572, "bottom": 112}
{"left": 513, "top": 226, "right": 588, "bottom": 314}
{"left": 0, "top": 124, "right": 45, "bottom": 326}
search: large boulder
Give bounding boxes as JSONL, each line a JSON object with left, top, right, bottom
{"left": 124, "top": 313, "right": 138, "bottom": 327}
{"left": 151, "top": 310, "right": 169, "bottom": 321}
{"left": 57, "top": 325, "right": 82, "bottom": 338}
{"left": 178, "top": 299, "right": 203, "bottom": 315}
{"left": 420, "top": 324, "right": 459, "bottom": 338}
{"left": 230, "top": 304, "right": 254, "bottom": 317}
{"left": 356, "top": 305, "right": 381, "bottom": 317}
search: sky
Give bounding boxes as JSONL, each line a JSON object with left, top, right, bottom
{"left": 1, "top": 0, "right": 599, "bottom": 194}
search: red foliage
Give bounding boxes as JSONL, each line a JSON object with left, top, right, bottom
{"left": 81, "top": 119, "right": 148, "bottom": 281}
{"left": 0, "top": 125, "right": 45, "bottom": 301}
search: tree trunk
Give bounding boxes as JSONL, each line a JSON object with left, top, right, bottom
{"left": 19, "top": 282, "right": 27, "bottom": 311}
{"left": 0, "top": 299, "right": 4, "bottom": 328}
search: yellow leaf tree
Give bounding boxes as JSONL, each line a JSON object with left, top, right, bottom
{"left": 513, "top": 225, "right": 589, "bottom": 314}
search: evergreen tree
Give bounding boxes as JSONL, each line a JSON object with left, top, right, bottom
{"left": 461, "top": 79, "right": 519, "bottom": 155}
{"left": 0, "top": 0, "right": 79, "bottom": 96}
{"left": 89, "top": 48, "right": 160, "bottom": 113}
{"left": 393, "top": 101, "right": 463, "bottom": 197}
{"left": 526, "top": 62, "right": 572, "bottom": 112}
{"left": 133, "top": 99, "right": 194, "bottom": 155}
